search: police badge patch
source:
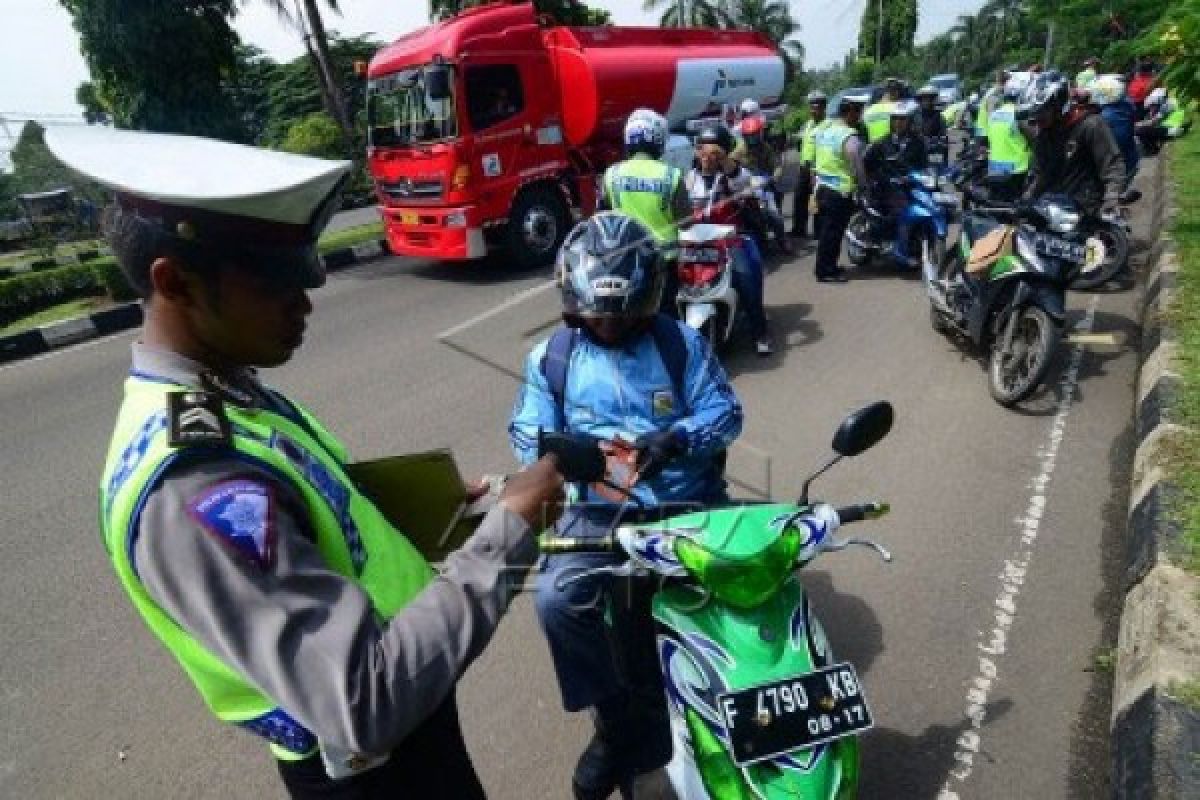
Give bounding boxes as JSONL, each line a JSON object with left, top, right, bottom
{"left": 652, "top": 390, "right": 676, "bottom": 417}
{"left": 188, "top": 480, "right": 276, "bottom": 568}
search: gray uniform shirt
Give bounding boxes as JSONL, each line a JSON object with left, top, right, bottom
{"left": 128, "top": 344, "right": 534, "bottom": 755}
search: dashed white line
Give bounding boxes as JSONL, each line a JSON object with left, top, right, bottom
{"left": 937, "top": 295, "right": 1099, "bottom": 799}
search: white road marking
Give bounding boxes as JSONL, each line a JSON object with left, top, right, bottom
{"left": 436, "top": 280, "right": 556, "bottom": 342}
{"left": 0, "top": 329, "right": 137, "bottom": 372}
{"left": 937, "top": 295, "right": 1099, "bottom": 799}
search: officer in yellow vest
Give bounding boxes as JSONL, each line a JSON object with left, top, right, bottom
{"left": 601, "top": 108, "right": 691, "bottom": 312}
{"left": 985, "top": 79, "right": 1033, "bottom": 202}
{"left": 862, "top": 78, "right": 902, "bottom": 143}
{"left": 976, "top": 68, "right": 1010, "bottom": 140}
{"left": 1075, "top": 57, "right": 1099, "bottom": 90}
{"left": 813, "top": 91, "right": 869, "bottom": 282}
{"left": 793, "top": 89, "right": 829, "bottom": 239}
{"left": 47, "top": 127, "right": 566, "bottom": 799}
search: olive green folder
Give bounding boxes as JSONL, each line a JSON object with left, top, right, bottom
{"left": 345, "top": 450, "right": 481, "bottom": 562}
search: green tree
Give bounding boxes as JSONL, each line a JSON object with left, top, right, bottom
{"left": 1140, "top": 0, "right": 1200, "bottom": 102}
{"left": 431, "top": 0, "right": 611, "bottom": 24}
{"left": 858, "top": 0, "right": 918, "bottom": 69}
{"left": 75, "top": 82, "right": 110, "bottom": 125}
{"left": 644, "top": 0, "right": 804, "bottom": 73}
{"left": 59, "top": 0, "right": 243, "bottom": 139}
{"left": 10, "top": 124, "right": 89, "bottom": 197}
{"left": 279, "top": 112, "right": 344, "bottom": 158}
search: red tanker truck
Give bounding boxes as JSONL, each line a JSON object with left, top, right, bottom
{"left": 365, "top": 1, "right": 784, "bottom": 267}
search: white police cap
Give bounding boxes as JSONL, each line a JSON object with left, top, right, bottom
{"left": 45, "top": 127, "right": 354, "bottom": 287}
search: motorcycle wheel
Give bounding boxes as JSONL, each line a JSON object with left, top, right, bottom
{"left": 845, "top": 212, "right": 871, "bottom": 266}
{"left": 1070, "top": 222, "right": 1129, "bottom": 290}
{"left": 988, "top": 306, "right": 1059, "bottom": 406}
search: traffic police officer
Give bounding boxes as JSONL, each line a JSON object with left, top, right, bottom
{"left": 986, "top": 79, "right": 1033, "bottom": 202}
{"left": 601, "top": 108, "right": 691, "bottom": 312}
{"left": 813, "top": 91, "right": 869, "bottom": 282}
{"left": 863, "top": 78, "right": 903, "bottom": 143}
{"left": 48, "top": 126, "right": 566, "bottom": 799}
{"left": 794, "top": 89, "right": 829, "bottom": 239}
{"left": 976, "top": 68, "right": 1010, "bottom": 140}
{"left": 1075, "top": 57, "right": 1100, "bottom": 90}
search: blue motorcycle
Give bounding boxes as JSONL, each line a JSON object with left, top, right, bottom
{"left": 845, "top": 166, "right": 959, "bottom": 273}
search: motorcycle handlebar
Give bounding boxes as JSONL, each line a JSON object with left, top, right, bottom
{"left": 539, "top": 534, "right": 617, "bottom": 555}
{"left": 835, "top": 502, "right": 890, "bottom": 524}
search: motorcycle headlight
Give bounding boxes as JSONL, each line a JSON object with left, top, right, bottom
{"left": 675, "top": 531, "right": 801, "bottom": 609}
{"left": 918, "top": 174, "right": 937, "bottom": 190}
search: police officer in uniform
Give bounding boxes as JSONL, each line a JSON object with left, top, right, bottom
{"left": 794, "top": 90, "right": 828, "bottom": 239}
{"left": 48, "top": 126, "right": 566, "bottom": 799}
{"left": 813, "top": 92, "right": 869, "bottom": 282}
{"left": 985, "top": 78, "right": 1033, "bottom": 203}
{"left": 601, "top": 108, "right": 691, "bottom": 313}
{"left": 863, "top": 78, "right": 903, "bottom": 144}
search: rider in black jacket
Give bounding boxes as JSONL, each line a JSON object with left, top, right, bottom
{"left": 915, "top": 85, "right": 948, "bottom": 139}
{"left": 1020, "top": 75, "right": 1125, "bottom": 217}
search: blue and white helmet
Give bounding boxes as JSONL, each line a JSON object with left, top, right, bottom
{"left": 624, "top": 108, "right": 668, "bottom": 158}
{"left": 557, "top": 212, "right": 664, "bottom": 318}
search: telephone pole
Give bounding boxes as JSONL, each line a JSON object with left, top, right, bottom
{"left": 875, "top": 0, "right": 884, "bottom": 79}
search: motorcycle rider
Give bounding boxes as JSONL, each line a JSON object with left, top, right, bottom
{"left": 1075, "top": 57, "right": 1100, "bottom": 90}
{"left": 813, "top": 91, "right": 870, "bottom": 282}
{"left": 1020, "top": 74, "right": 1126, "bottom": 220}
{"left": 862, "top": 100, "right": 928, "bottom": 269}
{"left": 863, "top": 78, "right": 904, "bottom": 143}
{"left": 1137, "top": 88, "right": 1192, "bottom": 154}
{"left": 985, "top": 77, "right": 1034, "bottom": 203}
{"left": 509, "top": 212, "right": 743, "bottom": 799}
{"left": 976, "top": 69, "right": 1010, "bottom": 140}
{"left": 916, "top": 85, "right": 948, "bottom": 140}
{"left": 686, "top": 125, "right": 773, "bottom": 354}
{"left": 601, "top": 109, "right": 692, "bottom": 315}
{"left": 733, "top": 97, "right": 764, "bottom": 137}
{"left": 731, "top": 114, "right": 794, "bottom": 255}
{"left": 794, "top": 90, "right": 829, "bottom": 239}
{"left": 1089, "top": 75, "right": 1140, "bottom": 192}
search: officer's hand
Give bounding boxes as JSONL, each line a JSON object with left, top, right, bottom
{"left": 500, "top": 456, "right": 566, "bottom": 528}
{"left": 634, "top": 429, "right": 687, "bottom": 481}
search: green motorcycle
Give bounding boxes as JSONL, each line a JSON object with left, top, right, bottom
{"left": 540, "top": 402, "right": 895, "bottom": 799}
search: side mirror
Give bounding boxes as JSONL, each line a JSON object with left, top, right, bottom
{"left": 425, "top": 67, "right": 452, "bottom": 101}
{"left": 832, "top": 401, "right": 894, "bottom": 457}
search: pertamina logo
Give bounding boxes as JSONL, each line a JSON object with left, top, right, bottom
{"left": 711, "top": 68, "right": 756, "bottom": 98}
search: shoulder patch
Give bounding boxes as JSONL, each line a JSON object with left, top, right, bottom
{"left": 168, "top": 391, "right": 231, "bottom": 447}
{"left": 187, "top": 480, "right": 276, "bottom": 568}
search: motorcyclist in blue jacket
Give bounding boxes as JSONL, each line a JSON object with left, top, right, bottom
{"left": 1088, "top": 75, "right": 1140, "bottom": 192}
{"left": 509, "top": 212, "right": 743, "bottom": 800}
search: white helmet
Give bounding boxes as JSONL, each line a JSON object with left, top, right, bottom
{"left": 624, "top": 108, "right": 668, "bottom": 157}
{"left": 1090, "top": 75, "right": 1126, "bottom": 106}
{"left": 1003, "top": 75, "right": 1030, "bottom": 101}
{"left": 1146, "top": 88, "right": 1167, "bottom": 107}
{"left": 739, "top": 98, "right": 761, "bottom": 117}
{"left": 890, "top": 99, "right": 918, "bottom": 117}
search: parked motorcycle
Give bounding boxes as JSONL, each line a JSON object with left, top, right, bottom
{"left": 924, "top": 197, "right": 1073, "bottom": 406}
{"left": 845, "top": 169, "right": 958, "bottom": 273}
{"left": 538, "top": 400, "right": 896, "bottom": 799}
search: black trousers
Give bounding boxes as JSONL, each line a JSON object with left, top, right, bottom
{"left": 276, "top": 697, "right": 486, "bottom": 799}
{"left": 793, "top": 168, "right": 812, "bottom": 236}
{"left": 815, "top": 187, "right": 855, "bottom": 277}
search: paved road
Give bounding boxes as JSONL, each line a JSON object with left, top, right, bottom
{"left": 0, "top": 161, "right": 1155, "bottom": 798}
{"left": 326, "top": 205, "right": 383, "bottom": 234}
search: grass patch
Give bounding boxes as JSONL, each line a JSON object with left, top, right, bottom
{"left": 1168, "top": 679, "right": 1200, "bottom": 711}
{"left": 0, "top": 296, "right": 107, "bottom": 335}
{"left": 1163, "top": 131, "right": 1200, "bottom": 573}
{"left": 317, "top": 221, "right": 384, "bottom": 255}
{"left": 0, "top": 240, "right": 104, "bottom": 271}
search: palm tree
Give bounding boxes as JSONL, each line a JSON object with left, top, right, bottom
{"left": 643, "top": 0, "right": 804, "bottom": 71}
{"left": 255, "top": 0, "right": 353, "bottom": 147}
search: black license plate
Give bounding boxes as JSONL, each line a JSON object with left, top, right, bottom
{"left": 718, "top": 663, "right": 873, "bottom": 767}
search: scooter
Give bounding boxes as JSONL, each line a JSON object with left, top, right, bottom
{"left": 924, "top": 197, "right": 1072, "bottom": 406}
{"left": 538, "top": 401, "right": 896, "bottom": 800}
{"left": 845, "top": 169, "right": 957, "bottom": 274}
{"left": 676, "top": 223, "right": 744, "bottom": 350}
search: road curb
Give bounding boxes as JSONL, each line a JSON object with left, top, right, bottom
{"left": 1112, "top": 149, "right": 1200, "bottom": 799}
{"left": 0, "top": 239, "right": 389, "bottom": 365}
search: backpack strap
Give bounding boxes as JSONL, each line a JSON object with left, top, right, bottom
{"left": 541, "top": 325, "right": 579, "bottom": 428}
{"left": 648, "top": 314, "right": 689, "bottom": 408}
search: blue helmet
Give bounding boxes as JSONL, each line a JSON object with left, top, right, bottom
{"left": 556, "top": 212, "right": 664, "bottom": 318}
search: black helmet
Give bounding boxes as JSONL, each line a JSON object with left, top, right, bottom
{"left": 696, "top": 123, "right": 736, "bottom": 154}
{"left": 1018, "top": 73, "right": 1070, "bottom": 118}
{"left": 556, "top": 212, "right": 664, "bottom": 318}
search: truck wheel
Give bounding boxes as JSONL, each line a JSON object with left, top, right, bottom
{"left": 508, "top": 186, "right": 569, "bottom": 269}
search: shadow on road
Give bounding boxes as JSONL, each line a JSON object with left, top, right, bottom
{"left": 801, "top": 570, "right": 885, "bottom": 676}
{"left": 860, "top": 697, "right": 1015, "bottom": 798}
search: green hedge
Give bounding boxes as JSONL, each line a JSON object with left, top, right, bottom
{"left": 0, "top": 258, "right": 135, "bottom": 327}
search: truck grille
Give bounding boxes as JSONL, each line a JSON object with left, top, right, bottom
{"left": 378, "top": 178, "right": 443, "bottom": 203}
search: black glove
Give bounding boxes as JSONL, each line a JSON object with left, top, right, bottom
{"left": 634, "top": 429, "right": 687, "bottom": 480}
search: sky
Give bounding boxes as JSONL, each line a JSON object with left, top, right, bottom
{"left": 0, "top": 0, "right": 983, "bottom": 164}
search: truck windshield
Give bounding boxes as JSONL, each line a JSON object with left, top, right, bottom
{"left": 367, "top": 65, "right": 458, "bottom": 147}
